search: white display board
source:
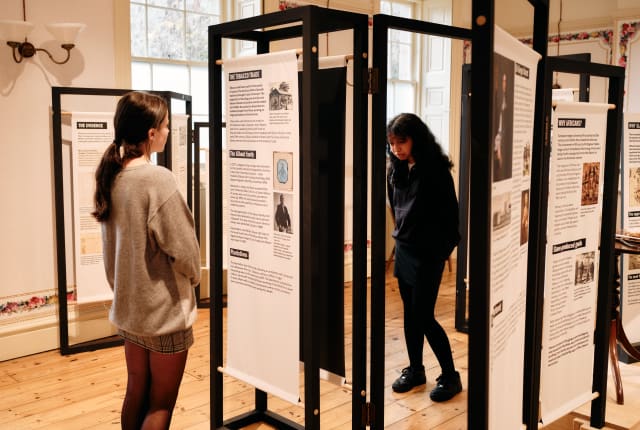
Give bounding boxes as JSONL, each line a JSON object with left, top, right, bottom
{"left": 71, "top": 112, "right": 114, "bottom": 303}
{"left": 170, "top": 113, "right": 190, "bottom": 200}
{"left": 539, "top": 102, "right": 610, "bottom": 423}
{"left": 488, "top": 25, "right": 540, "bottom": 430}
{"left": 223, "top": 50, "right": 301, "bottom": 404}
{"left": 621, "top": 113, "right": 640, "bottom": 343}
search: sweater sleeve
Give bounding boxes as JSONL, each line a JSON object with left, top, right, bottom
{"left": 149, "top": 191, "right": 201, "bottom": 287}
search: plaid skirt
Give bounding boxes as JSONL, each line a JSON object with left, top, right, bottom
{"left": 118, "top": 327, "right": 194, "bottom": 354}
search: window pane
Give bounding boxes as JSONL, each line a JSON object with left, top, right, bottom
{"left": 394, "top": 81, "right": 415, "bottom": 113}
{"left": 148, "top": 0, "right": 184, "bottom": 7}
{"left": 396, "top": 43, "right": 412, "bottom": 80}
{"left": 186, "top": 0, "right": 220, "bottom": 14}
{"left": 131, "top": 61, "right": 152, "bottom": 89}
{"left": 391, "top": 2, "right": 412, "bottom": 18}
{"left": 130, "top": 4, "right": 147, "bottom": 56}
{"left": 390, "top": 28, "right": 411, "bottom": 44}
{"left": 190, "top": 66, "right": 208, "bottom": 116}
{"left": 187, "top": 12, "right": 219, "bottom": 61}
{"left": 148, "top": 7, "right": 185, "bottom": 59}
{"left": 388, "top": 43, "right": 401, "bottom": 79}
{"left": 152, "top": 63, "right": 189, "bottom": 94}
{"left": 386, "top": 83, "right": 395, "bottom": 120}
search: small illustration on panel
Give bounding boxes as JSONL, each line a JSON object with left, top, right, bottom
{"left": 273, "top": 151, "right": 293, "bottom": 191}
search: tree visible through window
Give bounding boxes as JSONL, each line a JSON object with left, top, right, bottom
{"left": 130, "top": 0, "right": 261, "bottom": 123}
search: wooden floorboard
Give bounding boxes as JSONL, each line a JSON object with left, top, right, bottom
{"left": 1, "top": 263, "right": 640, "bottom": 429}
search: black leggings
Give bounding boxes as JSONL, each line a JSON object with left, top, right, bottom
{"left": 397, "top": 260, "right": 456, "bottom": 376}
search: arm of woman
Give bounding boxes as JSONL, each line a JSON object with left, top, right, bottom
{"left": 149, "top": 191, "right": 202, "bottom": 287}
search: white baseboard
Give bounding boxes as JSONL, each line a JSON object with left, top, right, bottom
{"left": 0, "top": 302, "right": 116, "bottom": 361}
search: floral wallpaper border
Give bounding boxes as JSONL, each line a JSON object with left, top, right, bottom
{"left": 618, "top": 21, "right": 640, "bottom": 67}
{"left": 519, "top": 29, "right": 613, "bottom": 49}
{"left": 0, "top": 291, "right": 75, "bottom": 317}
{"left": 463, "top": 29, "right": 613, "bottom": 64}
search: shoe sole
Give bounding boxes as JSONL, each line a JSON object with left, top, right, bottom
{"left": 392, "top": 381, "right": 427, "bottom": 393}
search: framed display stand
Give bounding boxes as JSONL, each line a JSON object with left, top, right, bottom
{"left": 51, "top": 87, "right": 195, "bottom": 356}
{"left": 208, "top": 6, "right": 368, "bottom": 429}
{"left": 522, "top": 57, "right": 624, "bottom": 429}
{"left": 456, "top": 53, "right": 591, "bottom": 334}
{"left": 370, "top": 14, "right": 472, "bottom": 430}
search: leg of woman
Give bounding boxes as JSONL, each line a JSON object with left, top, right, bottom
{"left": 418, "top": 260, "right": 456, "bottom": 375}
{"left": 122, "top": 341, "right": 151, "bottom": 430}
{"left": 398, "top": 276, "right": 425, "bottom": 369}
{"left": 141, "top": 349, "right": 189, "bottom": 430}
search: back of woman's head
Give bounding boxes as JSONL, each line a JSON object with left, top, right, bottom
{"left": 386, "top": 112, "right": 452, "bottom": 169}
{"left": 92, "top": 91, "right": 168, "bottom": 221}
{"left": 113, "top": 91, "right": 167, "bottom": 149}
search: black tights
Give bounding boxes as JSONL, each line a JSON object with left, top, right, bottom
{"left": 121, "top": 341, "right": 188, "bottom": 430}
{"left": 397, "top": 260, "right": 456, "bottom": 376}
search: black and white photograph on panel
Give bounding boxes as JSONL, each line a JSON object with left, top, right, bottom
{"left": 492, "top": 53, "right": 515, "bottom": 183}
{"left": 520, "top": 189, "right": 530, "bottom": 245}
{"left": 274, "top": 192, "right": 293, "bottom": 234}
{"left": 581, "top": 162, "right": 600, "bottom": 206}
{"left": 629, "top": 166, "right": 640, "bottom": 207}
{"left": 492, "top": 191, "right": 512, "bottom": 232}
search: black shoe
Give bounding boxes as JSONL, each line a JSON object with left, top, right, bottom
{"left": 429, "top": 371, "right": 462, "bottom": 402}
{"left": 392, "top": 366, "right": 426, "bottom": 393}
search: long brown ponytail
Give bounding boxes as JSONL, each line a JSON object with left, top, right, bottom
{"left": 92, "top": 91, "right": 168, "bottom": 221}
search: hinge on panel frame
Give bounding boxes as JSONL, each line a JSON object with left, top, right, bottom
{"left": 362, "top": 402, "right": 375, "bottom": 427}
{"left": 367, "top": 67, "right": 379, "bottom": 94}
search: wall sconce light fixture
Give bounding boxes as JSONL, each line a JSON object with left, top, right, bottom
{"left": 0, "top": 1, "right": 85, "bottom": 65}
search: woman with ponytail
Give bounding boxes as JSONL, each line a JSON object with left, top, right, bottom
{"left": 93, "top": 91, "right": 200, "bottom": 429}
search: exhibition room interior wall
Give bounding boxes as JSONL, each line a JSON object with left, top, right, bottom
{"left": 1, "top": 0, "right": 639, "bottom": 361}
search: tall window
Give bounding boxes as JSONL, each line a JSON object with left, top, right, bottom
{"left": 130, "top": 0, "right": 261, "bottom": 124}
{"left": 380, "top": 0, "right": 452, "bottom": 152}
{"left": 381, "top": 1, "right": 419, "bottom": 120}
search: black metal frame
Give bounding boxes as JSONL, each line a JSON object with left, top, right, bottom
{"left": 464, "top": 2, "right": 550, "bottom": 428}
{"left": 207, "top": 6, "right": 368, "bottom": 429}
{"left": 193, "top": 121, "right": 208, "bottom": 308}
{"left": 455, "top": 63, "right": 472, "bottom": 334}
{"left": 522, "top": 57, "right": 625, "bottom": 429}
{"left": 370, "top": 13, "right": 472, "bottom": 430}
{"left": 51, "top": 87, "right": 194, "bottom": 356}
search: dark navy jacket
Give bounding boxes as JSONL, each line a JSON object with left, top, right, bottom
{"left": 387, "top": 160, "right": 460, "bottom": 262}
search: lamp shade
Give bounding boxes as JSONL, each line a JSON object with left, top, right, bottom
{"left": 0, "top": 20, "right": 35, "bottom": 42}
{"left": 45, "top": 23, "right": 86, "bottom": 44}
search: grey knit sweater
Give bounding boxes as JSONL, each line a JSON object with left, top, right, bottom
{"left": 101, "top": 164, "right": 201, "bottom": 337}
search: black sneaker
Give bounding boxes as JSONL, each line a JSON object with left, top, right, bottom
{"left": 392, "top": 366, "right": 426, "bottom": 393}
{"left": 429, "top": 371, "right": 462, "bottom": 402}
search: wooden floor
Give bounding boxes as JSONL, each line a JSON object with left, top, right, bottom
{"left": 1, "top": 263, "right": 639, "bottom": 429}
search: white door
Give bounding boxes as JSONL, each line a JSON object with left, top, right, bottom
{"left": 421, "top": 0, "right": 452, "bottom": 154}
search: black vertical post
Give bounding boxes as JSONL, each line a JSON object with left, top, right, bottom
{"left": 186, "top": 97, "right": 193, "bottom": 209}
{"left": 208, "top": 26, "right": 224, "bottom": 429}
{"left": 301, "top": 7, "right": 320, "bottom": 430}
{"left": 468, "top": 0, "right": 493, "bottom": 428}
{"left": 351, "top": 15, "right": 369, "bottom": 430}
{"left": 370, "top": 15, "right": 388, "bottom": 430}
{"left": 51, "top": 87, "right": 70, "bottom": 354}
{"left": 523, "top": 0, "right": 549, "bottom": 428}
{"left": 455, "top": 64, "right": 472, "bottom": 334}
{"left": 591, "top": 69, "right": 624, "bottom": 428}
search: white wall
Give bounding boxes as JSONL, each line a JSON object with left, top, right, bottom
{"left": 0, "top": 0, "right": 118, "bottom": 360}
